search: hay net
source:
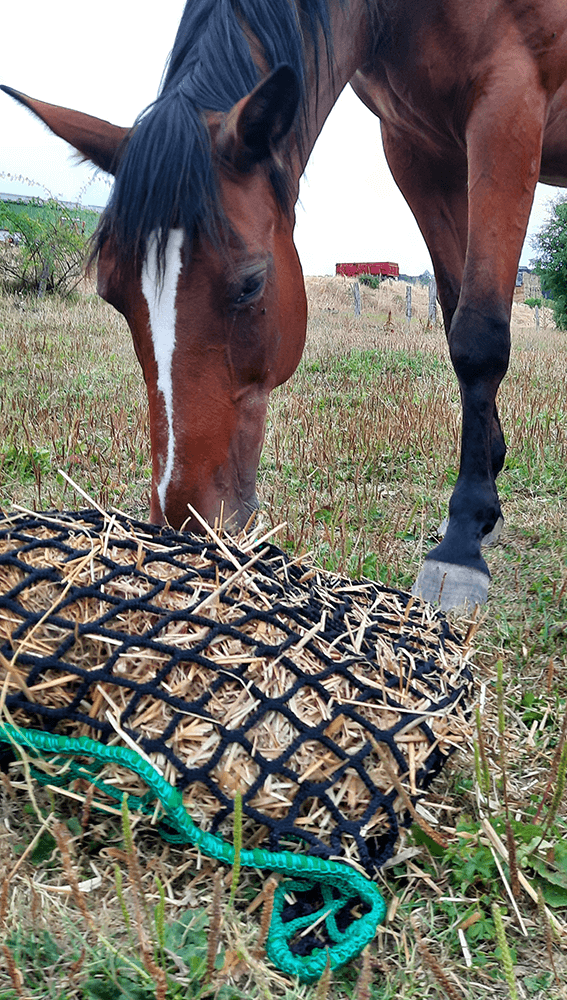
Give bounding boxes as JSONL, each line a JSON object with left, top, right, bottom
{"left": 0, "top": 508, "right": 472, "bottom": 876}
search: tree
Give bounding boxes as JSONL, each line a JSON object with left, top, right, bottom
{"left": 0, "top": 199, "right": 90, "bottom": 298}
{"left": 531, "top": 196, "right": 567, "bottom": 329}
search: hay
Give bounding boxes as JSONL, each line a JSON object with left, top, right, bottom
{"left": 0, "top": 508, "right": 474, "bottom": 872}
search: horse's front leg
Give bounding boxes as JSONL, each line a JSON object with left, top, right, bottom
{"left": 412, "top": 64, "right": 546, "bottom": 610}
{"left": 380, "top": 123, "right": 506, "bottom": 594}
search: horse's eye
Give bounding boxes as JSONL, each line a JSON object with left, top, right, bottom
{"left": 233, "top": 270, "right": 266, "bottom": 306}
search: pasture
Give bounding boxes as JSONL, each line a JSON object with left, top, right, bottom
{"left": 0, "top": 277, "right": 566, "bottom": 998}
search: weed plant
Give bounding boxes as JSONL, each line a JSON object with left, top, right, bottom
{"left": 0, "top": 278, "right": 566, "bottom": 997}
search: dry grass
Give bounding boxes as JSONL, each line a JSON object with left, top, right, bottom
{"left": 0, "top": 286, "right": 150, "bottom": 516}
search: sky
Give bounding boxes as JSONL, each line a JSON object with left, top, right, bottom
{"left": 0, "top": 0, "right": 560, "bottom": 276}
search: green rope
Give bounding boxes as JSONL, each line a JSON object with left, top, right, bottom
{"left": 0, "top": 722, "right": 386, "bottom": 982}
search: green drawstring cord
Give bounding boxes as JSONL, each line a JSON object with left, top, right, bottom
{"left": 0, "top": 721, "right": 386, "bottom": 982}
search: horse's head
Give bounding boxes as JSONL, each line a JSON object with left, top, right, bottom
{"left": 2, "top": 67, "right": 307, "bottom": 530}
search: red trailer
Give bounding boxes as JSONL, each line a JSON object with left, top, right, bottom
{"left": 335, "top": 261, "right": 399, "bottom": 278}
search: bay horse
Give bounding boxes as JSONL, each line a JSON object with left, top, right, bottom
{"left": 3, "top": 0, "right": 567, "bottom": 610}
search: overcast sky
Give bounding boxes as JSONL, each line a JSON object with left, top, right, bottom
{"left": 1, "top": 0, "right": 560, "bottom": 276}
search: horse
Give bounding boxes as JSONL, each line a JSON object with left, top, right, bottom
{"left": 3, "top": 0, "right": 567, "bottom": 611}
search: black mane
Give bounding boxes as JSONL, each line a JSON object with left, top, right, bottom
{"left": 95, "top": 0, "right": 335, "bottom": 267}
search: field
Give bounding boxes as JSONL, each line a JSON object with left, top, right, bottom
{"left": 0, "top": 275, "right": 566, "bottom": 999}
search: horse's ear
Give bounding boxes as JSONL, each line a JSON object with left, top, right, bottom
{"left": 1, "top": 85, "right": 129, "bottom": 175}
{"left": 224, "top": 65, "right": 301, "bottom": 172}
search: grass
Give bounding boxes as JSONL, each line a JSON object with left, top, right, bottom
{"left": 0, "top": 290, "right": 151, "bottom": 515}
{"left": 0, "top": 276, "right": 566, "bottom": 997}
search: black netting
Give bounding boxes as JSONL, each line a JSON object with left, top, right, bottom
{"left": 0, "top": 509, "right": 472, "bottom": 875}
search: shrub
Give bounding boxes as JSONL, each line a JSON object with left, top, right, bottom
{"left": 0, "top": 199, "right": 90, "bottom": 298}
{"left": 531, "top": 196, "right": 567, "bottom": 329}
{"left": 359, "top": 273, "right": 381, "bottom": 289}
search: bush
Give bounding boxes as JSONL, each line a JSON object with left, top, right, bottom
{"left": 359, "top": 273, "right": 381, "bottom": 289}
{"left": 531, "top": 197, "right": 567, "bottom": 329}
{"left": 0, "top": 199, "right": 90, "bottom": 298}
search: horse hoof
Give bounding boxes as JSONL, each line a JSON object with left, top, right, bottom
{"left": 411, "top": 559, "right": 489, "bottom": 612}
{"left": 437, "top": 515, "right": 504, "bottom": 547}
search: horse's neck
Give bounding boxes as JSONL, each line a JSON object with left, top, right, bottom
{"left": 293, "top": 0, "right": 371, "bottom": 174}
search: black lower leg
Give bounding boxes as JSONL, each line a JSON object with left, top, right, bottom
{"left": 427, "top": 302, "right": 510, "bottom": 571}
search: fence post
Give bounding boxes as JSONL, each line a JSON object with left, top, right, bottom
{"left": 535, "top": 304, "right": 540, "bottom": 333}
{"left": 428, "top": 277, "right": 437, "bottom": 324}
{"left": 352, "top": 281, "right": 361, "bottom": 317}
{"left": 38, "top": 258, "right": 50, "bottom": 299}
{"left": 406, "top": 284, "right": 412, "bottom": 330}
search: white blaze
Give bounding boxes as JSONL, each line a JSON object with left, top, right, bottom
{"left": 141, "top": 229, "right": 184, "bottom": 515}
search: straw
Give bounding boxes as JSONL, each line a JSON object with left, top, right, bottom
{"left": 0, "top": 509, "right": 473, "bottom": 868}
